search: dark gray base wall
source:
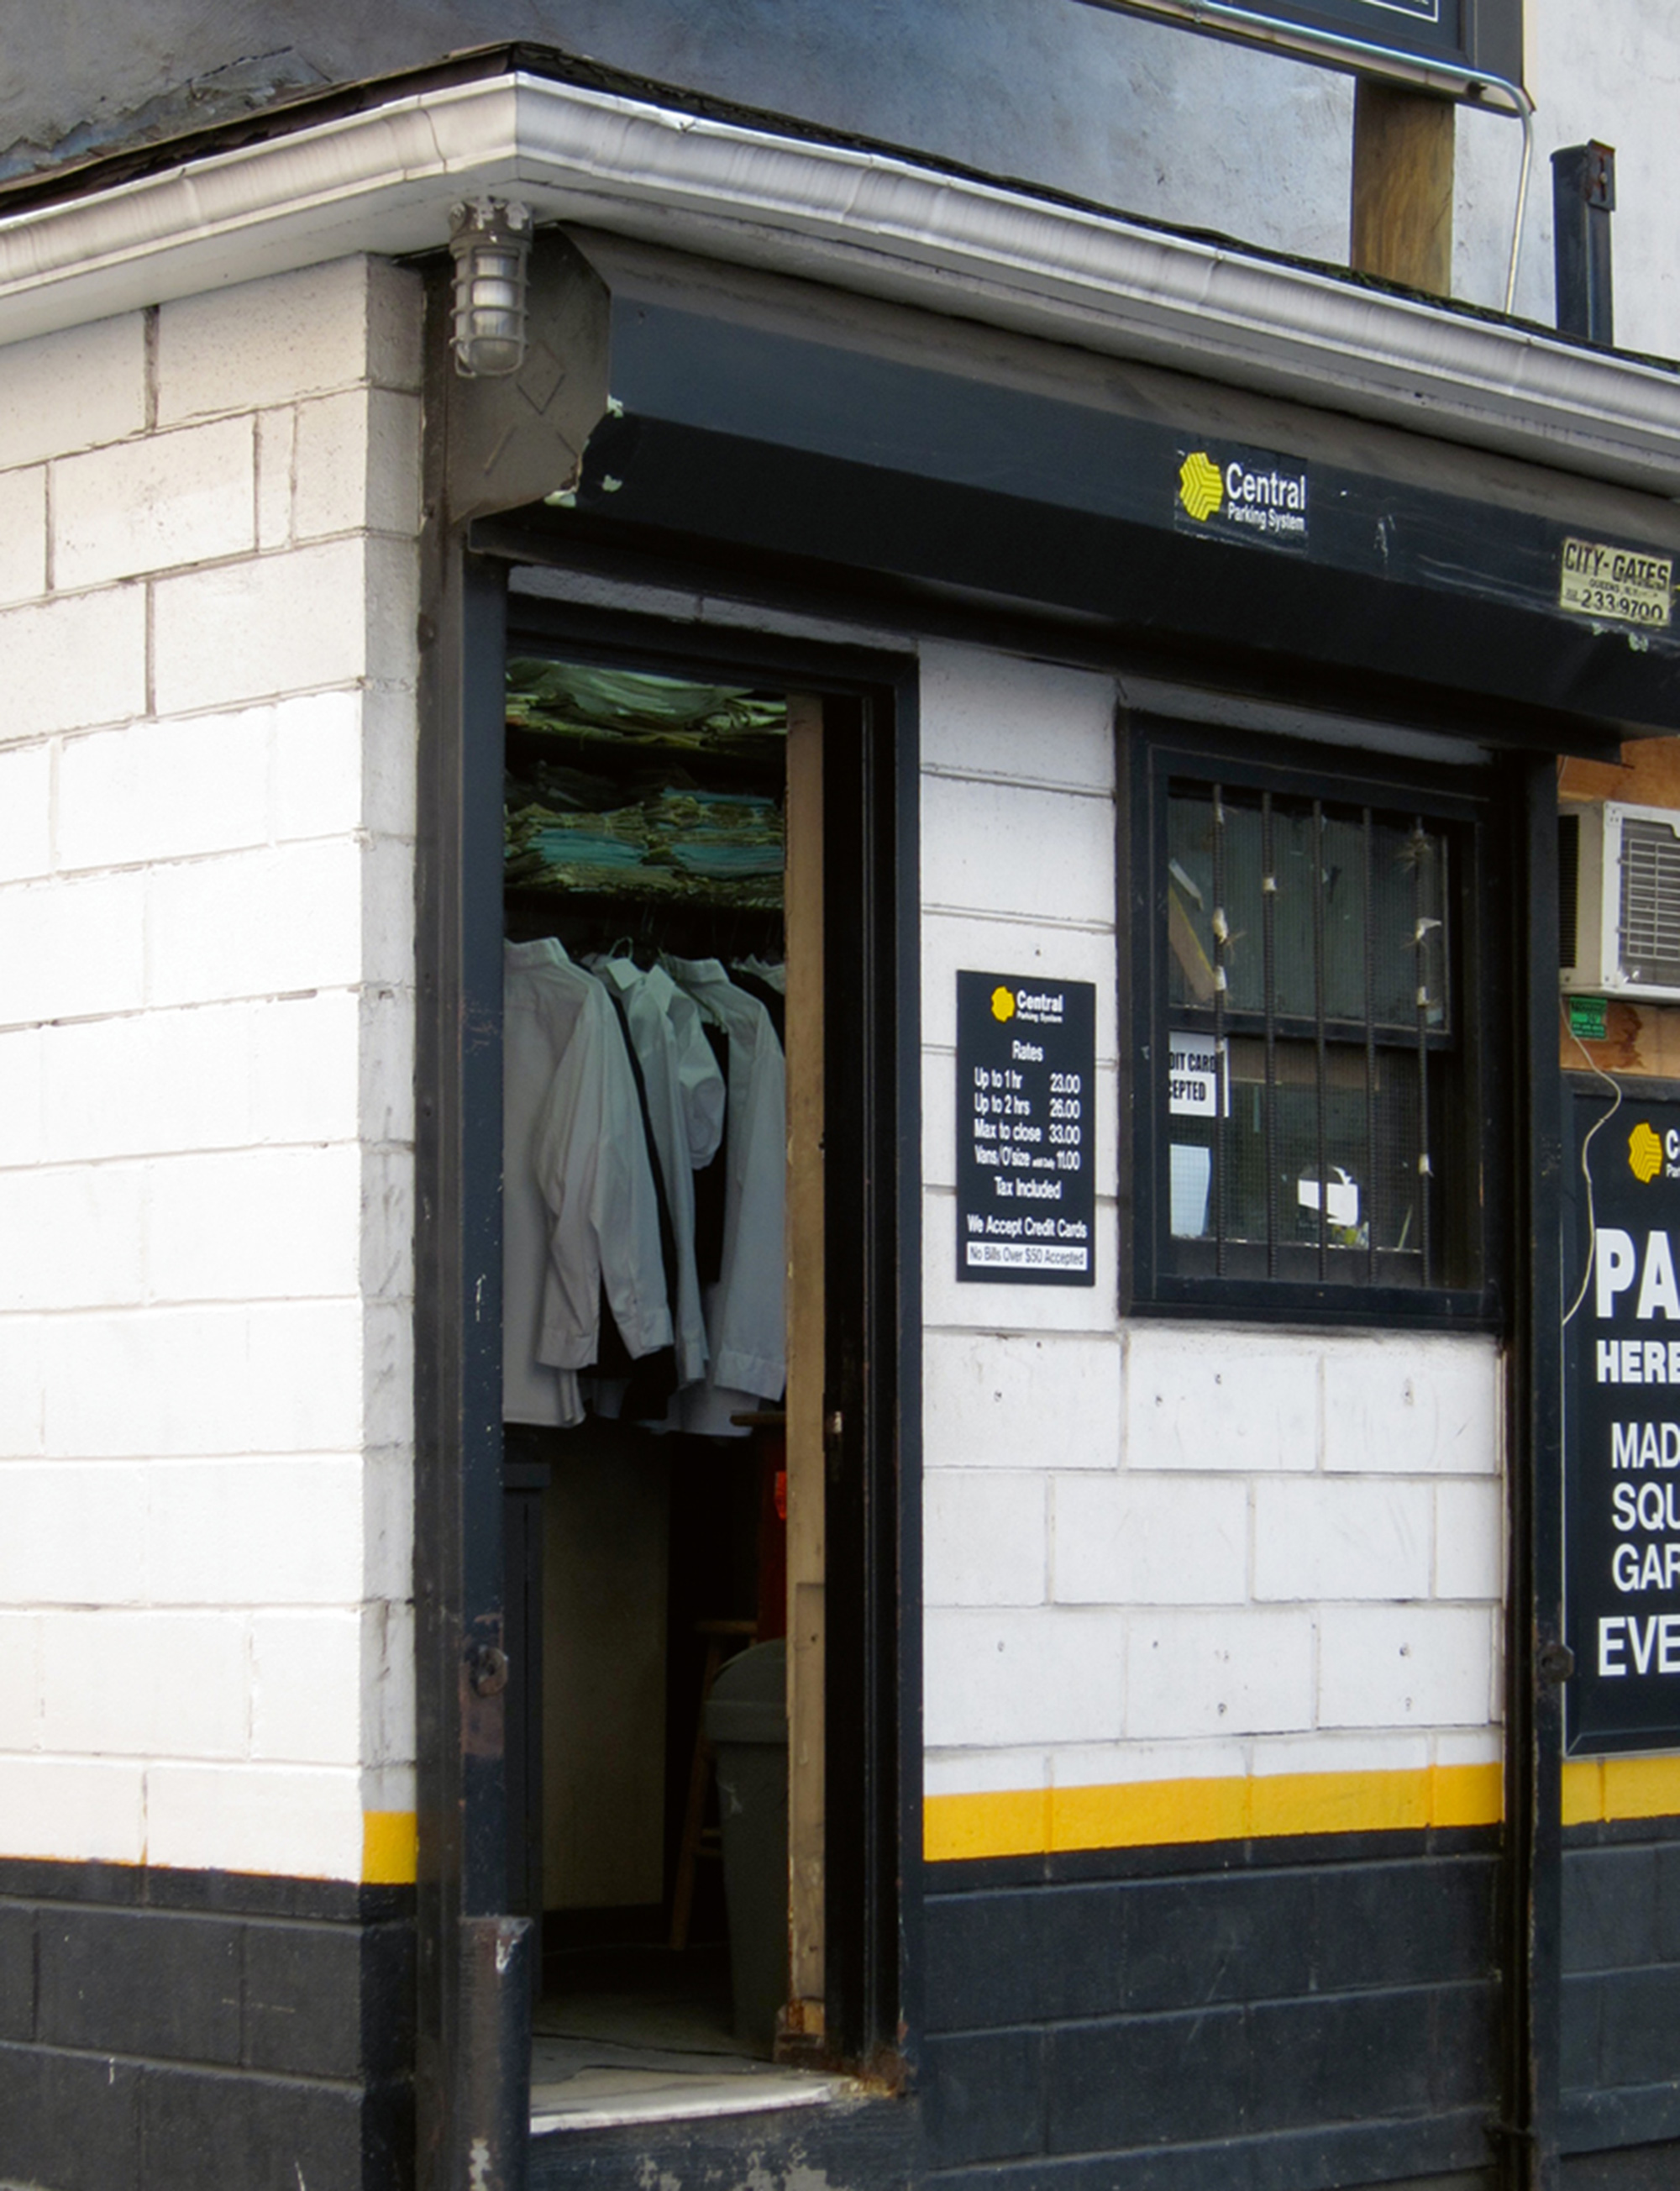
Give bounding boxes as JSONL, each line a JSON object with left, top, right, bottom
{"left": 0, "top": 1857, "right": 413, "bottom": 2191}
{"left": 529, "top": 2094, "right": 921, "bottom": 2191}
{"left": 919, "top": 1831, "right": 1503, "bottom": 2191}
{"left": 1562, "top": 1813, "right": 1680, "bottom": 2164}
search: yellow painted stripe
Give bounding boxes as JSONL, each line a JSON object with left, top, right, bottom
{"left": 1562, "top": 1754, "right": 1680, "bottom": 1826}
{"left": 925, "top": 1763, "right": 1504, "bottom": 1863}
{"left": 362, "top": 1810, "right": 418, "bottom": 1884}
{"left": 1561, "top": 1758, "right": 1603, "bottom": 1826}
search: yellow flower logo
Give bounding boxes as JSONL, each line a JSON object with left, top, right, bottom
{"left": 991, "top": 986, "right": 1016, "bottom": 1022}
{"left": 1630, "top": 1120, "right": 1664, "bottom": 1184}
{"left": 1179, "top": 450, "right": 1224, "bottom": 523}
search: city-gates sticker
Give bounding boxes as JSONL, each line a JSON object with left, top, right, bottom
{"left": 1559, "top": 538, "right": 1673, "bottom": 630}
{"left": 1566, "top": 1091, "right": 1680, "bottom": 1752}
{"left": 956, "top": 972, "right": 1096, "bottom": 1286}
{"left": 1175, "top": 443, "right": 1310, "bottom": 552}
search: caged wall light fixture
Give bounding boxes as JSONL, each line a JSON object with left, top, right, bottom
{"left": 448, "top": 197, "right": 533, "bottom": 376}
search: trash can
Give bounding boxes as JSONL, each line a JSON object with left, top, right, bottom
{"left": 703, "top": 1637, "right": 788, "bottom": 2056}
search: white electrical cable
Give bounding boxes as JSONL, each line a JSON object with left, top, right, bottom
{"left": 1561, "top": 995, "right": 1624, "bottom": 1327}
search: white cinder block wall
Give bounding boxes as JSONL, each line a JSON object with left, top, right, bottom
{"left": 0, "top": 258, "right": 422, "bottom": 1883}
{"left": 920, "top": 642, "right": 1505, "bottom": 1847}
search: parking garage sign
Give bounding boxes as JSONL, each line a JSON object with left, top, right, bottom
{"left": 1567, "top": 1093, "right": 1680, "bottom": 1753}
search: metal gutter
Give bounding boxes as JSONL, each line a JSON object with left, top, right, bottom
{"left": 2, "top": 68, "right": 1680, "bottom": 492}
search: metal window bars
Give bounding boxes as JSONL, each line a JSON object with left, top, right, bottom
{"left": 1171, "top": 781, "right": 1445, "bottom": 1286}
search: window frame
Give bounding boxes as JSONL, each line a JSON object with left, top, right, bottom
{"left": 1121, "top": 713, "right": 1509, "bottom": 1329}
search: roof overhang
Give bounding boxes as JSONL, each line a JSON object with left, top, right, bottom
{"left": 3, "top": 63, "right": 1680, "bottom": 496}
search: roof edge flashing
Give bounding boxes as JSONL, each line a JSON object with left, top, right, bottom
{"left": 0, "top": 69, "right": 1677, "bottom": 492}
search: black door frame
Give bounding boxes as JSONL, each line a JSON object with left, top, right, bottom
{"left": 413, "top": 544, "right": 923, "bottom": 2184}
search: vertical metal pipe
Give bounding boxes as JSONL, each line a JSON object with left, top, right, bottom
{"left": 1312, "top": 800, "right": 1328, "bottom": 1279}
{"left": 1363, "top": 809, "right": 1378, "bottom": 1285}
{"left": 1508, "top": 754, "right": 1566, "bottom": 2191}
{"left": 1413, "top": 818, "right": 1433, "bottom": 1287}
{"left": 1551, "top": 140, "right": 1615, "bottom": 345}
{"left": 1263, "top": 793, "right": 1278, "bottom": 1278}
{"left": 1211, "top": 786, "right": 1227, "bottom": 1274}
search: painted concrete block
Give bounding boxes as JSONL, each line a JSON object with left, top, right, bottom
{"left": 0, "top": 1027, "right": 42, "bottom": 1168}
{"left": 919, "top": 642, "right": 1117, "bottom": 792}
{"left": 57, "top": 707, "right": 270, "bottom": 871}
{"left": 362, "top": 1300, "right": 416, "bottom": 1453}
{"left": 1252, "top": 1478, "right": 1432, "bottom": 1603}
{"left": 1126, "top": 1607, "right": 1315, "bottom": 1738}
{"left": 361, "top": 1447, "right": 415, "bottom": 1604}
{"left": 40, "top": 1006, "right": 246, "bottom": 1162}
{"left": 923, "top": 1328, "right": 1122, "bottom": 1471}
{"left": 357, "top": 985, "right": 417, "bottom": 1147}
{"left": 1435, "top": 1727, "right": 1503, "bottom": 1769}
{"left": 0, "top": 1756, "right": 145, "bottom": 1863}
{"left": 0, "top": 466, "right": 46, "bottom": 606}
{"left": 360, "top": 830, "right": 418, "bottom": 990}
{"left": 1318, "top": 1605, "right": 1496, "bottom": 1728}
{"left": 270, "top": 688, "right": 366, "bottom": 841}
{"left": 145, "top": 838, "right": 363, "bottom": 1006}
{"left": 53, "top": 415, "right": 255, "bottom": 587}
{"left": 360, "top": 683, "right": 421, "bottom": 841}
{"left": 924, "top": 1606, "right": 1126, "bottom": 1747}
{"left": 0, "top": 1613, "right": 40, "bottom": 1747}
{"left": 0, "top": 743, "right": 50, "bottom": 882}
{"left": 0, "top": 314, "right": 146, "bottom": 470}
{"left": 1055, "top": 1474, "right": 1248, "bottom": 1605}
{"left": 360, "top": 1599, "right": 415, "bottom": 1768}
{"left": 924, "top": 1746, "right": 1049, "bottom": 1797}
{"left": 256, "top": 990, "right": 364, "bottom": 1146}
{"left": 146, "top": 1143, "right": 362, "bottom": 1304}
{"left": 144, "top": 1458, "right": 363, "bottom": 1607}
{"left": 250, "top": 1610, "right": 362, "bottom": 1766}
{"left": 255, "top": 407, "right": 295, "bottom": 550}
{"left": 0, "top": 586, "right": 146, "bottom": 742}
{"left": 41, "top": 1300, "right": 363, "bottom": 1458}
{"left": 0, "top": 1316, "right": 43, "bottom": 1457}
{"left": 151, "top": 537, "right": 370, "bottom": 715}
{"left": 921, "top": 772, "right": 1116, "bottom": 924}
{"left": 1124, "top": 1325, "right": 1318, "bottom": 1472}
{"left": 359, "top": 1147, "right": 415, "bottom": 1305}
{"left": 157, "top": 259, "right": 386, "bottom": 422}
{"left": 1434, "top": 1477, "right": 1504, "bottom": 1601}
{"left": 0, "top": 1159, "right": 144, "bottom": 1311}
{"left": 44, "top": 992, "right": 367, "bottom": 1163}
{"left": 0, "top": 1463, "right": 148, "bottom": 1609}
{"left": 920, "top": 911, "right": 1119, "bottom": 1061}
{"left": 144, "top": 1760, "right": 361, "bottom": 1879}
{"left": 1322, "top": 1335, "right": 1500, "bottom": 1474}
{"left": 0, "top": 871, "right": 146, "bottom": 1027}
{"left": 292, "top": 386, "right": 423, "bottom": 541}
{"left": 365, "top": 532, "right": 422, "bottom": 691}
{"left": 1049, "top": 1737, "right": 1249, "bottom": 1789}
{"left": 1250, "top": 1728, "right": 1431, "bottom": 1779}
{"left": 923, "top": 1471, "right": 1048, "bottom": 1605}
{"left": 39, "top": 1610, "right": 248, "bottom": 1758}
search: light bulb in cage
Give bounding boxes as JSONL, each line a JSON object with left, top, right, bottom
{"left": 449, "top": 198, "right": 533, "bottom": 377}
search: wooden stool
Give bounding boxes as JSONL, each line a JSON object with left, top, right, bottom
{"left": 669, "top": 1617, "right": 757, "bottom": 1951}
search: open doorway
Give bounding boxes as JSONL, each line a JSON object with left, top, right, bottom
{"left": 498, "top": 652, "right": 838, "bottom": 2128}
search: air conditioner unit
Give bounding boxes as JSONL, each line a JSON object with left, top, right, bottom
{"left": 1561, "top": 800, "right": 1680, "bottom": 1001}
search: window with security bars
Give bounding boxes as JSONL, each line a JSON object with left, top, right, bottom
{"left": 1133, "top": 742, "right": 1498, "bottom": 1316}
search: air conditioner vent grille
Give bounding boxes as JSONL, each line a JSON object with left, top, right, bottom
{"left": 1620, "top": 817, "right": 1680, "bottom": 986}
